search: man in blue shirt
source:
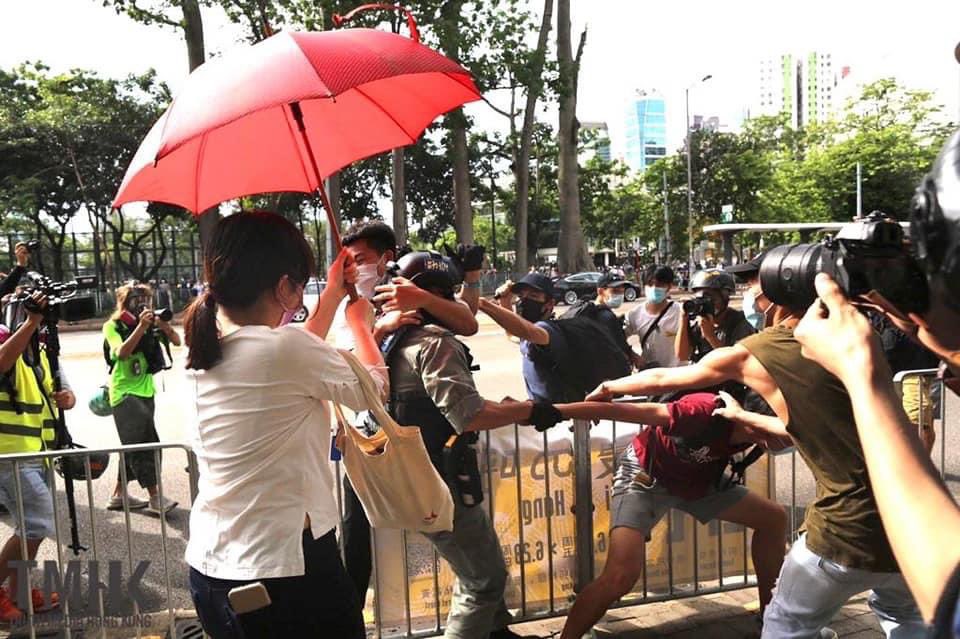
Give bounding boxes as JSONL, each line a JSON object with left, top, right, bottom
{"left": 479, "top": 273, "right": 573, "bottom": 402}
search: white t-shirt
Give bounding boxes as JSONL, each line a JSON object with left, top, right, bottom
{"left": 329, "top": 298, "right": 354, "bottom": 350}
{"left": 625, "top": 300, "right": 682, "bottom": 368}
{"left": 185, "top": 324, "right": 385, "bottom": 580}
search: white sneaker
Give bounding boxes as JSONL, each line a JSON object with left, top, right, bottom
{"left": 147, "top": 495, "right": 178, "bottom": 514}
{"left": 107, "top": 494, "right": 149, "bottom": 511}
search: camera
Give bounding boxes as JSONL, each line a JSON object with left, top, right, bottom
{"left": 25, "top": 240, "right": 40, "bottom": 252}
{"left": 9, "top": 273, "right": 78, "bottom": 321}
{"left": 682, "top": 296, "right": 716, "bottom": 318}
{"left": 155, "top": 307, "right": 173, "bottom": 323}
{"left": 759, "top": 211, "right": 929, "bottom": 314}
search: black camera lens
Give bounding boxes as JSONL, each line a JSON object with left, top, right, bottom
{"left": 156, "top": 308, "right": 173, "bottom": 322}
{"left": 758, "top": 244, "right": 825, "bottom": 310}
{"left": 681, "top": 296, "right": 715, "bottom": 317}
{"left": 25, "top": 240, "right": 40, "bottom": 252}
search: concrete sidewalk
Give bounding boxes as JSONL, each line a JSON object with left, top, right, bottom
{"left": 509, "top": 590, "right": 884, "bottom": 638}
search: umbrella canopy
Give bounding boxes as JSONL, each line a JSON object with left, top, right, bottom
{"left": 113, "top": 28, "right": 481, "bottom": 213}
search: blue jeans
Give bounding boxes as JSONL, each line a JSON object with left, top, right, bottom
{"left": 762, "top": 534, "right": 927, "bottom": 638}
{"left": 189, "top": 529, "right": 364, "bottom": 639}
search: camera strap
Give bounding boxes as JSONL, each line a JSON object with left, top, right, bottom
{"left": 640, "top": 301, "right": 674, "bottom": 350}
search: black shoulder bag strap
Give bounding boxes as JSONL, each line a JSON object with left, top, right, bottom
{"left": 640, "top": 301, "right": 674, "bottom": 350}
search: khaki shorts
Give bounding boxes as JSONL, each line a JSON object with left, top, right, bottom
{"left": 901, "top": 376, "right": 935, "bottom": 432}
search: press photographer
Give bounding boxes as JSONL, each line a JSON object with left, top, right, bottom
{"left": 792, "top": 129, "right": 960, "bottom": 638}
{"left": 675, "top": 269, "right": 755, "bottom": 364}
{"left": 0, "top": 290, "right": 76, "bottom": 621}
{"left": 102, "top": 282, "right": 180, "bottom": 514}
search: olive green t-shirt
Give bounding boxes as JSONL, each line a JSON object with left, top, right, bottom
{"left": 103, "top": 320, "right": 155, "bottom": 406}
{"left": 741, "top": 325, "right": 898, "bottom": 572}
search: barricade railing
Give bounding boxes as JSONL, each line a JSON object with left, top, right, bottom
{"left": 354, "top": 402, "right": 771, "bottom": 638}
{"left": 0, "top": 442, "right": 197, "bottom": 639}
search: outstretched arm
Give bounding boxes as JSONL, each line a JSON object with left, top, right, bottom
{"left": 556, "top": 401, "right": 670, "bottom": 425}
{"left": 478, "top": 297, "right": 550, "bottom": 345}
{"left": 586, "top": 344, "right": 749, "bottom": 401}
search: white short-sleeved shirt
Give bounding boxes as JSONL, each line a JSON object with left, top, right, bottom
{"left": 625, "top": 300, "right": 683, "bottom": 368}
{"left": 185, "top": 325, "right": 384, "bottom": 580}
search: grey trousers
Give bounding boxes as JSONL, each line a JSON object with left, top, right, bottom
{"left": 112, "top": 394, "right": 160, "bottom": 489}
{"left": 423, "top": 500, "right": 512, "bottom": 638}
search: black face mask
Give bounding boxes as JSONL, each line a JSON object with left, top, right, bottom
{"left": 516, "top": 298, "right": 546, "bottom": 323}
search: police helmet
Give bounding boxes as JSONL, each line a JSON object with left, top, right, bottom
{"left": 911, "top": 128, "right": 960, "bottom": 309}
{"left": 690, "top": 269, "right": 736, "bottom": 293}
{"left": 393, "top": 251, "right": 463, "bottom": 299}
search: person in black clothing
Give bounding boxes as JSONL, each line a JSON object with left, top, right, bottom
{"left": 588, "top": 273, "right": 633, "bottom": 364}
{"left": 0, "top": 243, "right": 30, "bottom": 299}
{"left": 675, "top": 269, "right": 755, "bottom": 364}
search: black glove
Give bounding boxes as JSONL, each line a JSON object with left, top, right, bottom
{"left": 528, "top": 401, "right": 563, "bottom": 432}
{"left": 444, "top": 243, "right": 486, "bottom": 272}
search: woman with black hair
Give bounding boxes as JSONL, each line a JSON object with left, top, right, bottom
{"left": 183, "top": 211, "right": 385, "bottom": 638}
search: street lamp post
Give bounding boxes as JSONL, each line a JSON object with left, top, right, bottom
{"left": 489, "top": 176, "right": 497, "bottom": 270}
{"left": 686, "top": 74, "right": 712, "bottom": 278}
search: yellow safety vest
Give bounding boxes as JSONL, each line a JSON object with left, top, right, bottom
{"left": 0, "top": 349, "right": 58, "bottom": 454}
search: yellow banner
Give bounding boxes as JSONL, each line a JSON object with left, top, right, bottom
{"left": 373, "top": 422, "right": 768, "bottom": 633}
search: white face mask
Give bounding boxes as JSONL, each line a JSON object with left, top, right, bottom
{"left": 355, "top": 263, "right": 382, "bottom": 299}
{"left": 606, "top": 293, "right": 624, "bottom": 309}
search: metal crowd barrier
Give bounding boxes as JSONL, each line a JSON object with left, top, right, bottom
{"left": 0, "top": 370, "right": 949, "bottom": 639}
{"left": 0, "top": 442, "right": 197, "bottom": 639}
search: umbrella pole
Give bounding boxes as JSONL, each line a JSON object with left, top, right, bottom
{"left": 290, "top": 102, "right": 357, "bottom": 301}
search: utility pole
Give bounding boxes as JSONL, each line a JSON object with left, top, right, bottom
{"left": 489, "top": 175, "right": 498, "bottom": 270}
{"left": 662, "top": 167, "right": 670, "bottom": 262}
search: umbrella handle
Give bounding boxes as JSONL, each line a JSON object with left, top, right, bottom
{"left": 332, "top": 4, "right": 420, "bottom": 43}
{"left": 316, "top": 180, "right": 359, "bottom": 303}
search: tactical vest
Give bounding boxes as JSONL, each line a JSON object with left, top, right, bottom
{"left": 382, "top": 326, "right": 483, "bottom": 506}
{"left": 0, "top": 349, "right": 58, "bottom": 454}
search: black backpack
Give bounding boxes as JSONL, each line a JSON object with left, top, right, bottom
{"left": 543, "top": 314, "right": 631, "bottom": 401}
{"left": 103, "top": 321, "right": 171, "bottom": 374}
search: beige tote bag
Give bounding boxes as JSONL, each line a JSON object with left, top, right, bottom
{"left": 335, "top": 350, "right": 454, "bottom": 533}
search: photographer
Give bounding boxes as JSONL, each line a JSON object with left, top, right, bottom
{"left": 794, "top": 129, "right": 960, "bottom": 638}
{"left": 675, "top": 269, "right": 755, "bottom": 363}
{"left": 587, "top": 274, "right": 926, "bottom": 637}
{"left": 0, "top": 292, "right": 73, "bottom": 621}
{"left": 102, "top": 283, "right": 180, "bottom": 514}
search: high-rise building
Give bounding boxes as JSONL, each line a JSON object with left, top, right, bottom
{"left": 580, "top": 121, "right": 612, "bottom": 162}
{"left": 756, "top": 52, "right": 837, "bottom": 127}
{"left": 624, "top": 90, "right": 667, "bottom": 172}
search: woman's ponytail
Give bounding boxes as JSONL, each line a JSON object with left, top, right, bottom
{"left": 184, "top": 290, "right": 221, "bottom": 370}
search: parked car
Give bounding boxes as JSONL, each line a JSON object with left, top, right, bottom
{"left": 552, "top": 272, "right": 641, "bottom": 305}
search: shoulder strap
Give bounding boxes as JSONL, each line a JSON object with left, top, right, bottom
{"left": 640, "top": 301, "right": 674, "bottom": 349}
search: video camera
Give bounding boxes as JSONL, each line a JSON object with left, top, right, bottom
{"left": 682, "top": 296, "right": 716, "bottom": 318}
{"left": 759, "top": 211, "right": 929, "bottom": 315}
{"left": 7, "top": 273, "right": 78, "bottom": 323}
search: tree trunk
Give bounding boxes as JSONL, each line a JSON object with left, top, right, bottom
{"left": 181, "top": 0, "right": 221, "bottom": 252}
{"left": 515, "top": 0, "right": 554, "bottom": 273}
{"left": 391, "top": 148, "right": 407, "bottom": 247}
{"left": 451, "top": 113, "right": 473, "bottom": 244}
{"left": 439, "top": 0, "right": 473, "bottom": 245}
{"left": 556, "top": 0, "right": 590, "bottom": 273}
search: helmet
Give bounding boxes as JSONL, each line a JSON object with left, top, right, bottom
{"left": 911, "top": 128, "right": 960, "bottom": 309}
{"left": 88, "top": 385, "right": 112, "bottom": 417}
{"left": 690, "top": 269, "right": 736, "bottom": 293}
{"left": 55, "top": 446, "right": 110, "bottom": 481}
{"left": 393, "top": 251, "right": 463, "bottom": 299}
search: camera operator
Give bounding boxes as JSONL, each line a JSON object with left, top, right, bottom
{"left": 675, "top": 269, "right": 755, "bottom": 364}
{"left": 0, "top": 292, "right": 75, "bottom": 621}
{"left": 102, "top": 282, "right": 180, "bottom": 514}
{"left": 794, "top": 129, "right": 960, "bottom": 638}
{"left": 587, "top": 273, "right": 926, "bottom": 637}
{"left": 378, "top": 250, "right": 559, "bottom": 639}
